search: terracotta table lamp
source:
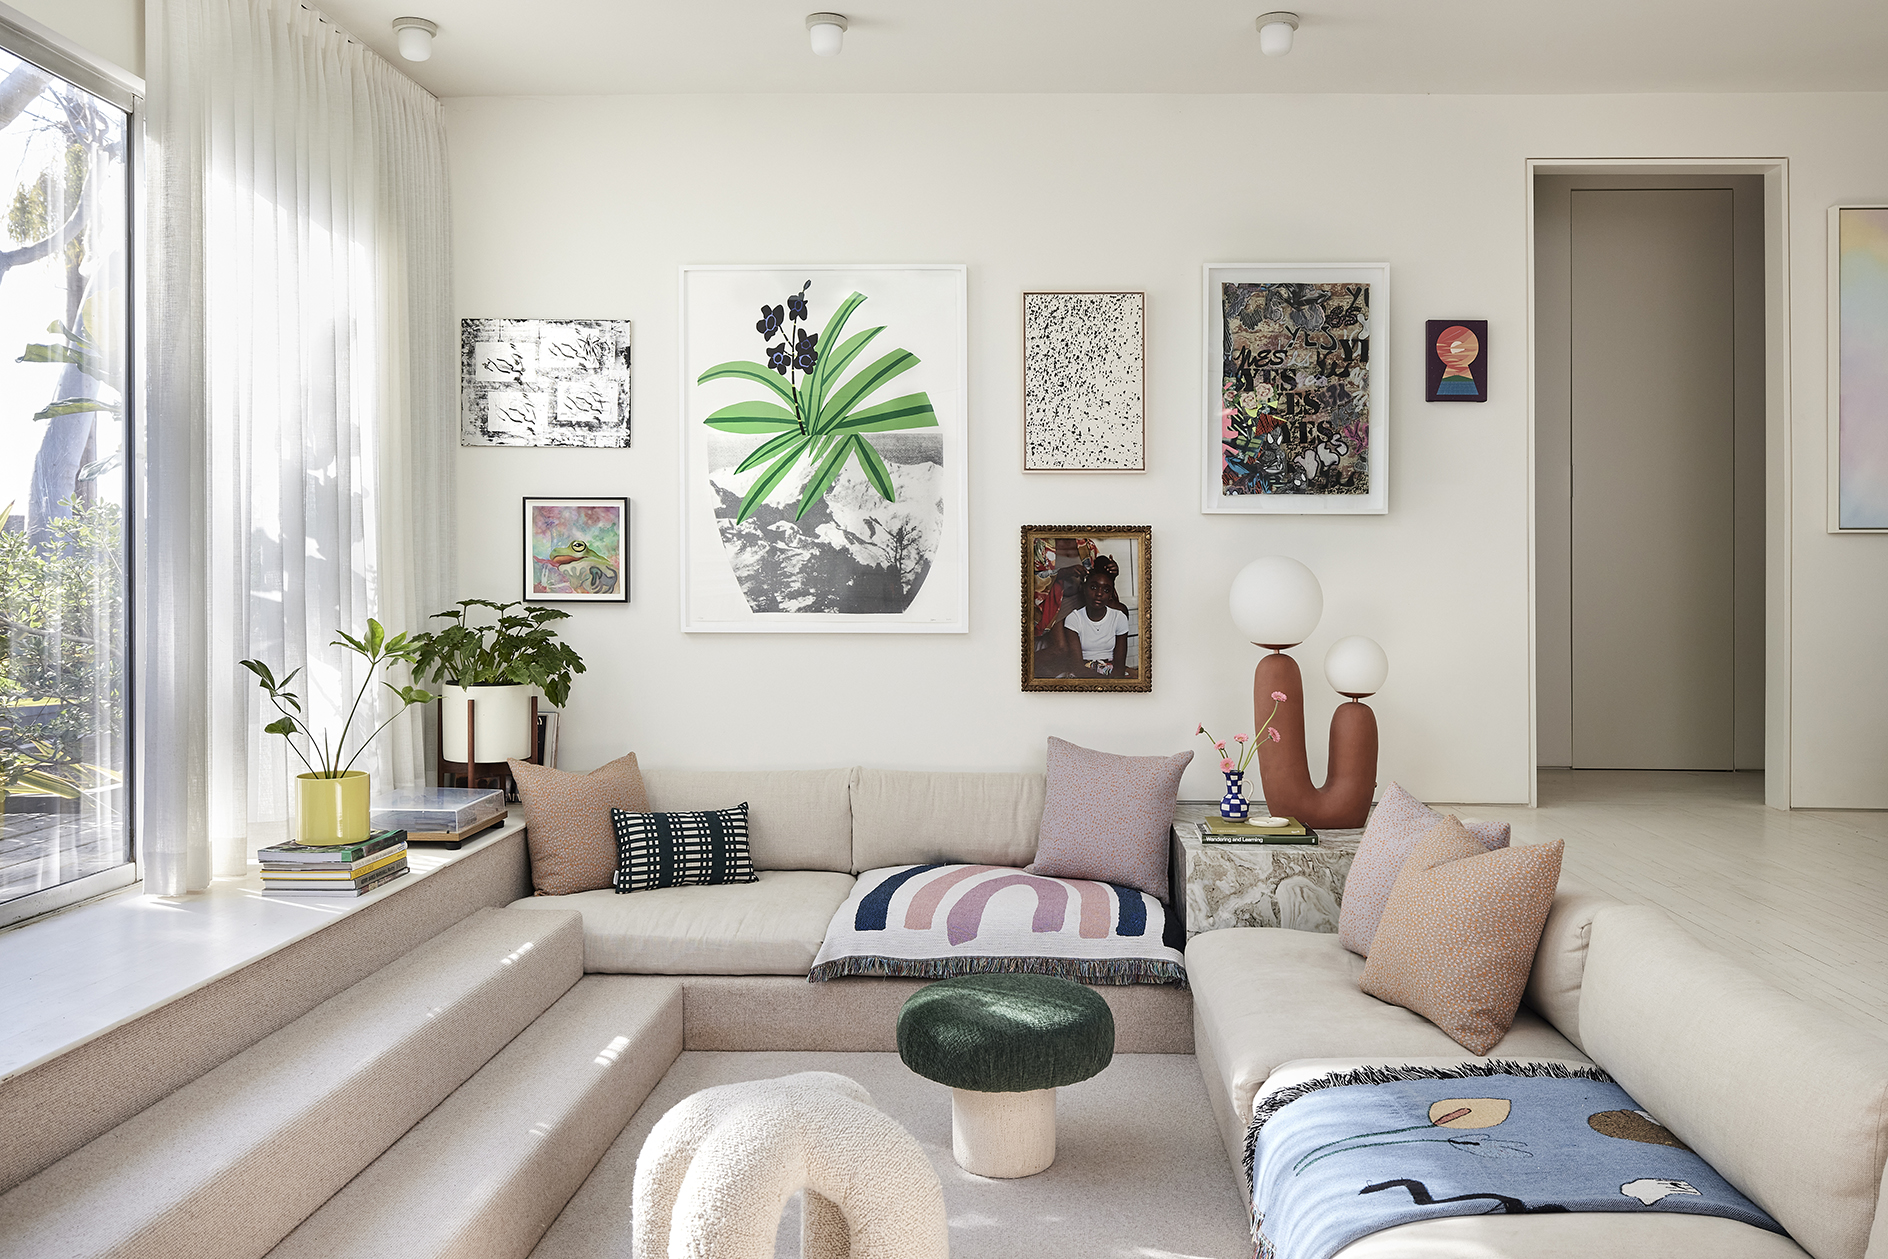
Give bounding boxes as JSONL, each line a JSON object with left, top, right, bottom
{"left": 1228, "top": 557, "right": 1388, "bottom": 830}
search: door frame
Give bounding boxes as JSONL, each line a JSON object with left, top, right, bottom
{"left": 1525, "top": 158, "right": 1792, "bottom": 809}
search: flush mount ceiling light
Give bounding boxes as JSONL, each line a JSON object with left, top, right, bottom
{"left": 1255, "top": 11, "right": 1300, "bottom": 57}
{"left": 392, "top": 16, "right": 437, "bottom": 62}
{"left": 806, "top": 12, "right": 849, "bottom": 56}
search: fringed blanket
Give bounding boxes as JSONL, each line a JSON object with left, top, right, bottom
{"left": 1244, "top": 1060, "right": 1782, "bottom": 1259}
{"left": 808, "top": 864, "right": 1187, "bottom": 986}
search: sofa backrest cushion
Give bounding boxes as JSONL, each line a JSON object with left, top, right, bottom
{"left": 639, "top": 768, "right": 853, "bottom": 873}
{"left": 1521, "top": 883, "right": 1619, "bottom": 1051}
{"left": 1581, "top": 905, "right": 1888, "bottom": 1259}
{"left": 850, "top": 769, "right": 1045, "bottom": 871}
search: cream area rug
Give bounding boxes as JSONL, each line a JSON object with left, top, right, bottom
{"left": 532, "top": 1051, "right": 1251, "bottom": 1259}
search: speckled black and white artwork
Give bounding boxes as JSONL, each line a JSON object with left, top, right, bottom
{"left": 460, "top": 318, "right": 632, "bottom": 447}
{"left": 1023, "top": 292, "right": 1145, "bottom": 471}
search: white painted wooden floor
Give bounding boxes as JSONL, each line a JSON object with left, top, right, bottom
{"left": 1442, "top": 770, "right": 1888, "bottom": 1041}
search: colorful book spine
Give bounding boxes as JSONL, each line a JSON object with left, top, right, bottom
{"left": 258, "top": 829, "right": 406, "bottom": 864}
{"left": 261, "top": 847, "right": 407, "bottom": 882}
{"left": 261, "top": 864, "right": 410, "bottom": 897}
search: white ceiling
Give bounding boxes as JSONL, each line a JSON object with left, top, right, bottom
{"left": 315, "top": 0, "right": 1888, "bottom": 97}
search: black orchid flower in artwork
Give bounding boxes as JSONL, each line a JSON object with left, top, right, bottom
{"left": 786, "top": 280, "right": 811, "bottom": 323}
{"left": 765, "top": 342, "right": 793, "bottom": 376}
{"left": 756, "top": 304, "right": 786, "bottom": 339}
{"left": 792, "top": 327, "right": 820, "bottom": 373}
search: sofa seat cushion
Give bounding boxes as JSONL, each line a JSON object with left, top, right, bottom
{"left": 508, "top": 871, "right": 855, "bottom": 975}
{"left": 1188, "top": 926, "right": 1586, "bottom": 1165}
{"left": 1331, "top": 1213, "right": 1811, "bottom": 1258}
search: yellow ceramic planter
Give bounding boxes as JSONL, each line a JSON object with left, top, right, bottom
{"left": 295, "top": 771, "right": 371, "bottom": 846}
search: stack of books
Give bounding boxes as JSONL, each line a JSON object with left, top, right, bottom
{"left": 1201, "top": 817, "right": 1319, "bottom": 845}
{"left": 259, "top": 829, "right": 409, "bottom": 897}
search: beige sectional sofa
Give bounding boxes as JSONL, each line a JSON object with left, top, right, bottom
{"left": 4, "top": 763, "right": 1883, "bottom": 1259}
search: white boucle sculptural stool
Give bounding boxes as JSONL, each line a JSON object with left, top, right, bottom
{"left": 633, "top": 1072, "right": 949, "bottom": 1259}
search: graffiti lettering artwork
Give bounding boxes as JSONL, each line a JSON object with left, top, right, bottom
{"left": 1219, "top": 282, "right": 1371, "bottom": 498}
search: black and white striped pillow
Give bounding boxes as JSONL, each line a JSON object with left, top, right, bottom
{"left": 610, "top": 803, "right": 758, "bottom": 893}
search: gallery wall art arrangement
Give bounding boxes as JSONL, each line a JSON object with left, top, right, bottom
{"left": 1022, "top": 291, "right": 1146, "bottom": 471}
{"left": 523, "top": 497, "right": 629, "bottom": 603}
{"left": 1021, "top": 526, "right": 1152, "bottom": 693}
{"left": 1202, "top": 264, "right": 1388, "bottom": 515}
{"left": 1830, "top": 206, "right": 1888, "bottom": 532}
{"left": 1424, "top": 320, "right": 1487, "bottom": 403}
{"left": 461, "top": 318, "right": 633, "bottom": 447}
{"left": 679, "top": 264, "right": 969, "bottom": 633}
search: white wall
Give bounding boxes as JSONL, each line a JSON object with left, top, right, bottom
{"left": 447, "top": 92, "right": 1888, "bottom": 808}
{"left": 5, "top": 0, "right": 142, "bottom": 78}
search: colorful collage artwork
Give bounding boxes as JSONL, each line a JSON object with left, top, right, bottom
{"left": 1205, "top": 266, "right": 1387, "bottom": 515}
{"left": 523, "top": 497, "right": 628, "bottom": 603}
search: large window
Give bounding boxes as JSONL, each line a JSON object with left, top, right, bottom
{"left": 0, "top": 30, "right": 134, "bottom": 924}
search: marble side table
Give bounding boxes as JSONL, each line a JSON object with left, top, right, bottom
{"left": 1172, "top": 801, "right": 1363, "bottom": 939}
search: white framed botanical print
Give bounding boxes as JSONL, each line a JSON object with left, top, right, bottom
{"left": 1201, "top": 263, "right": 1388, "bottom": 515}
{"left": 679, "top": 264, "right": 969, "bottom": 632}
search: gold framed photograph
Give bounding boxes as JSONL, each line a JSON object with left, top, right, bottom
{"left": 1021, "top": 525, "right": 1152, "bottom": 692}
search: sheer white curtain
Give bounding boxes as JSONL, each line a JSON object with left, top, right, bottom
{"left": 143, "top": 0, "right": 454, "bottom": 892}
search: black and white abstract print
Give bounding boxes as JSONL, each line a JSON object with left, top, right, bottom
{"left": 460, "top": 318, "right": 632, "bottom": 448}
{"left": 1023, "top": 292, "right": 1145, "bottom": 471}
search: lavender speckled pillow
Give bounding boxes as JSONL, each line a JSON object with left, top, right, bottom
{"left": 1337, "top": 781, "right": 1511, "bottom": 957}
{"left": 1026, "top": 737, "right": 1192, "bottom": 902}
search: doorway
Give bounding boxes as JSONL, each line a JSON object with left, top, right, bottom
{"left": 1535, "top": 174, "right": 1766, "bottom": 773}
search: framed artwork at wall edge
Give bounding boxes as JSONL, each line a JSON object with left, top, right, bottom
{"left": 1424, "top": 319, "right": 1488, "bottom": 403}
{"left": 679, "top": 264, "right": 968, "bottom": 633}
{"left": 1201, "top": 263, "right": 1388, "bottom": 515}
{"left": 1828, "top": 206, "right": 1888, "bottom": 532}
{"left": 461, "top": 318, "right": 633, "bottom": 448}
{"left": 1021, "top": 525, "right": 1152, "bottom": 694}
{"left": 523, "top": 497, "right": 629, "bottom": 603}
{"left": 1022, "top": 291, "right": 1145, "bottom": 471}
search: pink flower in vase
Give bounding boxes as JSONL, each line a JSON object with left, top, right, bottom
{"left": 1234, "top": 734, "right": 1248, "bottom": 744}
{"left": 1220, "top": 758, "right": 1234, "bottom": 772}
{"left": 1214, "top": 741, "right": 1226, "bottom": 751}
{"left": 1268, "top": 727, "right": 1282, "bottom": 742}
{"left": 1272, "top": 691, "right": 1288, "bottom": 702}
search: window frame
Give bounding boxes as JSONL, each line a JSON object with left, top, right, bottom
{"left": 0, "top": 6, "right": 144, "bottom": 929}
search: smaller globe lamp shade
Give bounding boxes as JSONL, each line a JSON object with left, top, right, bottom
{"left": 806, "top": 12, "right": 848, "bottom": 56}
{"left": 1229, "top": 556, "right": 1323, "bottom": 650}
{"left": 1325, "top": 635, "right": 1389, "bottom": 699}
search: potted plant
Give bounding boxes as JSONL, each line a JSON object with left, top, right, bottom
{"left": 242, "top": 621, "right": 435, "bottom": 846}
{"left": 407, "top": 599, "right": 586, "bottom": 765}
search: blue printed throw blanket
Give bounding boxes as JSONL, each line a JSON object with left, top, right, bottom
{"left": 1244, "top": 1061, "right": 1783, "bottom": 1259}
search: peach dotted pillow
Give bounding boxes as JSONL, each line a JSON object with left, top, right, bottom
{"left": 1359, "top": 817, "right": 1564, "bottom": 1055}
{"left": 509, "top": 752, "right": 649, "bottom": 896}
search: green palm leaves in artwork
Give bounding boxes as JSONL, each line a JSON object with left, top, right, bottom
{"left": 698, "top": 283, "right": 939, "bottom": 524}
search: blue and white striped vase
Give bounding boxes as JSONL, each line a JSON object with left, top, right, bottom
{"left": 1220, "top": 771, "right": 1250, "bottom": 821}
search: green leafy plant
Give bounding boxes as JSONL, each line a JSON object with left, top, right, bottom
{"left": 241, "top": 621, "right": 434, "bottom": 778}
{"left": 698, "top": 281, "right": 940, "bottom": 524}
{"left": 407, "top": 599, "right": 586, "bottom": 709}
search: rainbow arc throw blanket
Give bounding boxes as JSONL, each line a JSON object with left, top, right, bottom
{"left": 809, "top": 863, "right": 1186, "bottom": 985}
{"left": 1243, "top": 1060, "right": 1782, "bottom": 1259}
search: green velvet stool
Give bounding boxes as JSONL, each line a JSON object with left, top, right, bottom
{"left": 896, "top": 974, "right": 1115, "bottom": 1178}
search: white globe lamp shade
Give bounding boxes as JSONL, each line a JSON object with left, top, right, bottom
{"left": 1325, "top": 635, "right": 1389, "bottom": 699}
{"left": 1228, "top": 556, "right": 1323, "bottom": 649}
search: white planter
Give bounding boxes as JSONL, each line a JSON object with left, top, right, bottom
{"left": 440, "top": 684, "right": 535, "bottom": 763}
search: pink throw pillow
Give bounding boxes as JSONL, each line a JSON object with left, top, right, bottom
{"left": 1338, "top": 781, "right": 1510, "bottom": 957}
{"left": 1026, "top": 737, "right": 1192, "bottom": 902}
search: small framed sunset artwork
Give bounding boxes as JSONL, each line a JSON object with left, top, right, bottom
{"left": 1424, "top": 319, "right": 1488, "bottom": 403}
{"left": 523, "top": 497, "right": 629, "bottom": 603}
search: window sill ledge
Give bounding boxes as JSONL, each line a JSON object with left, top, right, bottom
{"left": 0, "top": 814, "right": 526, "bottom": 1085}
